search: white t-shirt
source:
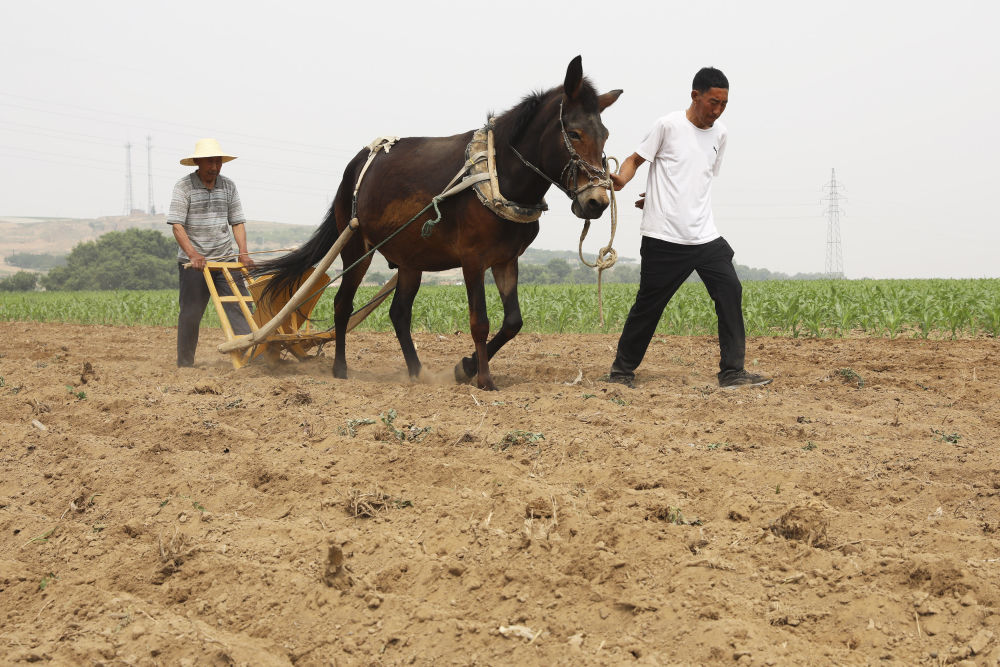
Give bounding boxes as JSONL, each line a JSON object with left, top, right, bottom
{"left": 635, "top": 110, "right": 727, "bottom": 245}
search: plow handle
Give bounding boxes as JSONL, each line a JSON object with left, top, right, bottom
{"left": 218, "top": 223, "right": 357, "bottom": 353}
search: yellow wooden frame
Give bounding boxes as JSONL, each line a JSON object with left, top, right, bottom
{"left": 204, "top": 261, "right": 340, "bottom": 369}
{"left": 204, "top": 261, "right": 396, "bottom": 369}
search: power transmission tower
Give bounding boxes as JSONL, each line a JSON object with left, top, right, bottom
{"left": 123, "top": 141, "right": 134, "bottom": 216}
{"left": 146, "top": 135, "right": 156, "bottom": 214}
{"left": 822, "top": 168, "right": 846, "bottom": 279}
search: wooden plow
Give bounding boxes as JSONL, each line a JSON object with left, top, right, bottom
{"left": 207, "top": 225, "right": 396, "bottom": 369}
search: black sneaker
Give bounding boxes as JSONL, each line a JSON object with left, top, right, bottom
{"left": 606, "top": 374, "right": 636, "bottom": 389}
{"left": 719, "top": 370, "right": 772, "bottom": 389}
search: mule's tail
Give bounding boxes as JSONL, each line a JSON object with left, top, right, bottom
{"left": 252, "top": 203, "right": 344, "bottom": 302}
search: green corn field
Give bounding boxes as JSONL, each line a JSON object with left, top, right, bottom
{"left": 1, "top": 279, "right": 999, "bottom": 339}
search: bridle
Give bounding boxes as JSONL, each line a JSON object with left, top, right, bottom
{"left": 508, "top": 95, "right": 620, "bottom": 326}
{"left": 509, "top": 97, "right": 612, "bottom": 201}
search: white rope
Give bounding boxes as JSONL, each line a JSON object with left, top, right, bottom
{"left": 350, "top": 137, "right": 400, "bottom": 224}
{"left": 578, "top": 156, "right": 620, "bottom": 327}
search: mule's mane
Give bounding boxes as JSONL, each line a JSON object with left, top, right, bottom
{"left": 489, "top": 77, "right": 599, "bottom": 145}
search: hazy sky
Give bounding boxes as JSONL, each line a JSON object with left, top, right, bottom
{"left": 2, "top": 1, "right": 997, "bottom": 279}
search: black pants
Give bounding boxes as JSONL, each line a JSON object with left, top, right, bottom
{"left": 611, "top": 236, "right": 746, "bottom": 382}
{"left": 177, "top": 263, "right": 251, "bottom": 367}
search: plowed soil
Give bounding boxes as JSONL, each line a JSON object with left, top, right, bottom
{"left": 2, "top": 321, "right": 999, "bottom": 666}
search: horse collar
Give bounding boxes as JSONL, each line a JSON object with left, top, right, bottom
{"left": 465, "top": 120, "right": 547, "bottom": 224}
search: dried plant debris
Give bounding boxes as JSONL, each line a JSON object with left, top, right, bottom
{"left": 647, "top": 505, "right": 704, "bottom": 526}
{"left": 346, "top": 488, "right": 412, "bottom": 518}
{"left": 770, "top": 505, "right": 829, "bottom": 548}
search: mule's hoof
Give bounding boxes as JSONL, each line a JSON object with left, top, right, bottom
{"left": 454, "top": 360, "right": 473, "bottom": 384}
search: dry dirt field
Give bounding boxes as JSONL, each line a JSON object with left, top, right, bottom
{"left": 2, "top": 321, "right": 999, "bottom": 666}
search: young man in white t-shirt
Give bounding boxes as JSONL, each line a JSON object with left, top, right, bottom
{"left": 607, "top": 67, "right": 771, "bottom": 389}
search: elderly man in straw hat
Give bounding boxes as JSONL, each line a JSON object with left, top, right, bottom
{"left": 167, "top": 138, "right": 255, "bottom": 368}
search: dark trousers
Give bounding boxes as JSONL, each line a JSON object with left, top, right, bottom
{"left": 177, "top": 263, "right": 251, "bottom": 367}
{"left": 611, "top": 236, "right": 746, "bottom": 382}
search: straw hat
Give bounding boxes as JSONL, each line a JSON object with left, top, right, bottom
{"left": 180, "top": 138, "right": 237, "bottom": 166}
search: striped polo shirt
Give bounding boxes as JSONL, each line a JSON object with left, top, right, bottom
{"left": 166, "top": 172, "right": 247, "bottom": 262}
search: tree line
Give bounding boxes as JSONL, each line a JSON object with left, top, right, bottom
{"left": 1, "top": 229, "right": 177, "bottom": 291}
{"left": 1, "top": 227, "right": 829, "bottom": 292}
{"left": 6, "top": 252, "right": 66, "bottom": 271}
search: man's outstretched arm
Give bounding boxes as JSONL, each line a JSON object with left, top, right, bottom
{"left": 609, "top": 152, "right": 646, "bottom": 190}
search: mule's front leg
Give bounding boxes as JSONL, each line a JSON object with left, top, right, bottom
{"left": 456, "top": 260, "right": 523, "bottom": 384}
{"left": 457, "top": 267, "right": 495, "bottom": 390}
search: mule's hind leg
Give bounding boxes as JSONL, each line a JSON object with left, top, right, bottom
{"left": 332, "top": 235, "right": 372, "bottom": 379}
{"left": 388, "top": 267, "right": 424, "bottom": 380}
{"left": 456, "top": 259, "right": 523, "bottom": 385}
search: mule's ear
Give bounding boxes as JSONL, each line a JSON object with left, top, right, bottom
{"left": 564, "top": 55, "right": 583, "bottom": 98}
{"left": 598, "top": 89, "right": 623, "bottom": 112}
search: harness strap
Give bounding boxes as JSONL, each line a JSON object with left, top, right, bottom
{"left": 486, "top": 119, "right": 502, "bottom": 209}
{"left": 351, "top": 136, "right": 399, "bottom": 223}
{"left": 510, "top": 143, "right": 565, "bottom": 195}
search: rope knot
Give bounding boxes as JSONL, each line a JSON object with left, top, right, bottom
{"left": 420, "top": 196, "right": 446, "bottom": 238}
{"left": 596, "top": 245, "right": 618, "bottom": 270}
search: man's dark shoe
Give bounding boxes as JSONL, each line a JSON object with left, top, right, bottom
{"left": 606, "top": 374, "right": 636, "bottom": 389}
{"left": 719, "top": 369, "right": 772, "bottom": 389}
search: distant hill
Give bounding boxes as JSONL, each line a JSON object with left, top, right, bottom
{"left": 1, "top": 214, "right": 824, "bottom": 282}
{"left": 0, "top": 215, "right": 631, "bottom": 283}
{"left": 0, "top": 214, "right": 316, "bottom": 277}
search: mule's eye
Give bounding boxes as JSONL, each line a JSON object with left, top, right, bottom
{"left": 567, "top": 130, "right": 582, "bottom": 141}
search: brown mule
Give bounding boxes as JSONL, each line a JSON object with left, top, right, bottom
{"left": 255, "top": 56, "right": 621, "bottom": 390}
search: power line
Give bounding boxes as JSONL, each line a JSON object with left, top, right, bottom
{"left": 0, "top": 144, "right": 124, "bottom": 168}
{"left": 0, "top": 94, "right": 363, "bottom": 159}
{"left": 0, "top": 120, "right": 127, "bottom": 146}
{"left": 0, "top": 144, "right": 336, "bottom": 197}
{"left": 0, "top": 122, "right": 349, "bottom": 178}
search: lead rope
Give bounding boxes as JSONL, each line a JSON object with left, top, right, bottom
{"left": 577, "top": 156, "right": 619, "bottom": 327}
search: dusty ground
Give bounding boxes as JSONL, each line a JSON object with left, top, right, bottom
{"left": 2, "top": 321, "right": 999, "bottom": 666}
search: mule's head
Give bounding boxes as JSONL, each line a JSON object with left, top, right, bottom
{"left": 550, "top": 56, "right": 622, "bottom": 220}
